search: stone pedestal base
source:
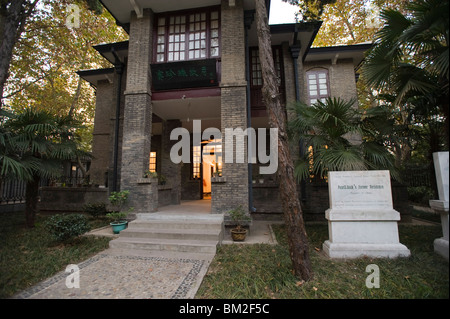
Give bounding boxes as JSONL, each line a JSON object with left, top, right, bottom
{"left": 323, "top": 209, "right": 411, "bottom": 259}
{"left": 434, "top": 238, "right": 449, "bottom": 261}
{"left": 430, "top": 201, "right": 449, "bottom": 261}
{"left": 323, "top": 241, "right": 411, "bottom": 259}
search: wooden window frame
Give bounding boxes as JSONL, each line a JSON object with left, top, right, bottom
{"left": 153, "top": 6, "right": 221, "bottom": 64}
{"left": 249, "top": 46, "right": 285, "bottom": 112}
{"left": 149, "top": 151, "right": 157, "bottom": 173}
{"left": 306, "top": 68, "right": 330, "bottom": 105}
{"left": 249, "top": 46, "right": 283, "bottom": 88}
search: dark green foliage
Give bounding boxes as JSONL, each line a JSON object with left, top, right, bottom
{"left": 407, "top": 186, "right": 436, "bottom": 206}
{"left": 288, "top": 97, "right": 396, "bottom": 181}
{"left": 83, "top": 202, "right": 108, "bottom": 218}
{"left": 45, "top": 214, "right": 91, "bottom": 242}
{"left": 76, "top": 0, "right": 103, "bottom": 14}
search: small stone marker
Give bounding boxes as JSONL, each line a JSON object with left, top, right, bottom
{"left": 429, "top": 152, "right": 449, "bottom": 261}
{"left": 323, "top": 170, "right": 410, "bottom": 259}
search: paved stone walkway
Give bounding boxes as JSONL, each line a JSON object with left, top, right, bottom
{"left": 12, "top": 221, "right": 278, "bottom": 299}
{"left": 13, "top": 249, "right": 213, "bottom": 299}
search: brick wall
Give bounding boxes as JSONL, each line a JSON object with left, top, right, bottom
{"left": 90, "top": 80, "right": 114, "bottom": 186}
{"left": 301, "top": 58, "right": 358, "bottom": 103}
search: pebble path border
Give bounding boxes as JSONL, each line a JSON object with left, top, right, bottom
{"left": 13, "top": 254, "right": 205, "bottom": 299}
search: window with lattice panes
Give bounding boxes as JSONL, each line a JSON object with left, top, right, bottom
{"left": 188, "top": 12, "right": 206, "bottom": 59}
{"left": 192, "top": 145, "right": 201, "bottom": 179}
{"left": 307, "top": 70, "right": 330, "bottom": 105}
{"left": 250, "top": 47, "right": 282, "bottom": 87}
{"left": 251, "top": 49, "right": 262, "bottom": 86}
{"left": 154, "top": 8, "right": 220, "bottom": 63}
{"left": 168, "top": 15, "right": 186, "bottom": 62}
{"left": 210, "top": 11, "right": 220, "bottom": 57}
{"left": 149, "top": 152, "right": 157, "bottom": 173}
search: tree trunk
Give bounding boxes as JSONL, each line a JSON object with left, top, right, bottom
{"left": 25, "top": 174, "right": 40, "bottom": 228}
{"left": 255, "top": 0, "right": 313, "bottom": 281}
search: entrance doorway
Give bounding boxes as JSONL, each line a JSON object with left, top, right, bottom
{"left": 202, "top": 155, "right": 213, "bottom": 199}
{"left": 194, "top": 139, "right": 222, "bottom": 199}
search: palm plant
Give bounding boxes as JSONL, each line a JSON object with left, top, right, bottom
{"left": 361, "top": 0, "right": 449, "bottom": 147}
{"left": 1, "top": 108, "right": 85, "bottom": 227}
{"left": 288, "top": 97, "right": 396, "bottom": 182}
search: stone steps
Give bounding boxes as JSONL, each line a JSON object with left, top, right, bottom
{"left": 109, "top": 213, "right": 224, "bottom": 254}
{"left": 121, "top": 228, "right": 221, "bottom": 241}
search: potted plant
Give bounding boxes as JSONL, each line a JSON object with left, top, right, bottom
{"left": 144, "top": 170, "right": 158, "bottom": 179}
{"left": 106, "top": 190, "right": 133, "bottom": 234}
{"left": 228, "top": 205, "right": 251, "bottom": 242}
{"left": 106, "top": 211, "right": 129, "bottom": 234}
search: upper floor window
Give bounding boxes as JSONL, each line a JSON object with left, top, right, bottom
{"left": 306, "top": 69, "right": 330, "bottom": 105}
{"left": 250, "top": 47, "right": 282, "bottom": 87}
{"left": 155, "top": 8, "right": 220, "bottom": 63}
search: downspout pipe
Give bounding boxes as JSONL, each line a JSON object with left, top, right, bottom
{"left": 244, "top": 10, "right": 256, "bottom": 213}
{"left": 111, "top": 48, "right": 123, "bottom": 192}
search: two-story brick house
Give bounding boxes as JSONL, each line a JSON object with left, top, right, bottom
{"left": 78, "top": 0, "right": 370, "bottom": 220}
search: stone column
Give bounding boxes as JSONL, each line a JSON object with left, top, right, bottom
{"left": 120, "top": 9, "right": 157, "bottom": 213}
{"left": 211, "top": 0, "right": 249, "bottom": 214}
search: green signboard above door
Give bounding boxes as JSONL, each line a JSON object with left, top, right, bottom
{"left": 151, "top": 59, "right": 218, "bottom": 91}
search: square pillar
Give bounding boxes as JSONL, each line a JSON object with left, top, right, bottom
{"left": 120, "top": 9, "right": 156, "bottom": 213}
{"left": 212, "top": 0, "right": 249, "bottom": 214}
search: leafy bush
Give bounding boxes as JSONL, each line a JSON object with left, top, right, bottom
{"left": 227, "top": 205, "right": 251, "bottom": 229}
{"left": 83, "top": 202, "right": 108, "bottom": 218}
{"left": 407, "top": 186, "right": 436, "bottom": 205}
{"left": 109, "top": 190, "right": 130, "bottom": 212}
{"left": 106, "top": 211, "right": 128, "bottom": 223}
{"left": 45, "top": 214, "right": 91, "bottom": 242}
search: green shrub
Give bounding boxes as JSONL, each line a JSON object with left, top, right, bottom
{"left": 45, "top": 214, "right": 91, "bottom": 242}
{"left": 407, "top": 186, "right": 436, "bottom": 205}
{"left": 109, "top": 190, "right": 130, "bottom": 212}
{"left": 83, "top": 202, "right": 108, "bottom": 218}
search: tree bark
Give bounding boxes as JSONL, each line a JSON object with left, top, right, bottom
{"left": 255, "top": 0, "right": 313, "bottom": 281}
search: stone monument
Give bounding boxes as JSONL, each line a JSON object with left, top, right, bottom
{"left": 429, "top": 152, "right": 449, "bottom": 261}
{"left": 323, "top": 170, "right": 410, "bottom": 259}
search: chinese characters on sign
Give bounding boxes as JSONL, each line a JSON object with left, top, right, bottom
{"left": 151, "top": 59, "right": 218, "bottom": 91}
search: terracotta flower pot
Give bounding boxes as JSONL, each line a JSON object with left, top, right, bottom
{"left": 231, "top": 228, "right": 247, "bottom": 242}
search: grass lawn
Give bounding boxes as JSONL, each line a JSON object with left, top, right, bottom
{"left": 197, "top": 223, "right": 449, "bottom": 299}
{"left": 411, "top": 208, "right": 442, "bottom": 223}
{"left": 1, "top": 209, "right": 448, "bottom": 300}
{"left": 0, "top": 211, "right": 111, "bottom": 298}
